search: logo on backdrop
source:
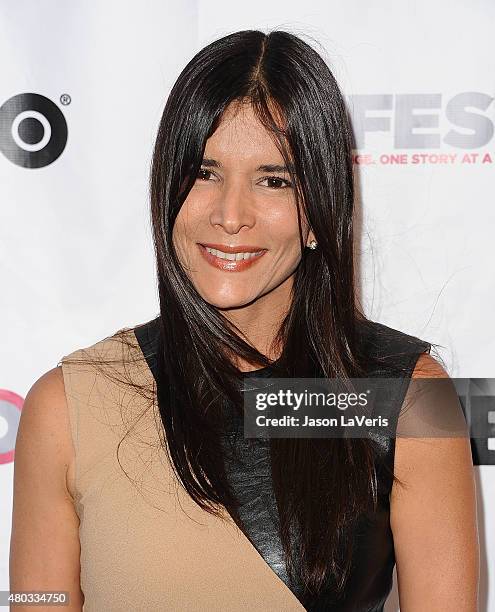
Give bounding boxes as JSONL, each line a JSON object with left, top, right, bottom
{"left": 0, "top": 390, "right": 23, "bottom": 465}
{"left": 348, "top": 92, "right": 494, "bottom": 166}
{"left": 0, "top": 93, "right": 68, "bottom": 168}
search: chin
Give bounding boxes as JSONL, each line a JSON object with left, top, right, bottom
{"left": 197, "top": 286, "right": 259, "bottom": 310}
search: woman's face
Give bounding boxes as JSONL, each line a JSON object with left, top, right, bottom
{"left": 173, "top": 101, "right": 315, "bottom": 310}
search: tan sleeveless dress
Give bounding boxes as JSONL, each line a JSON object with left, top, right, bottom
{"left": 60, "top": 326, "right": 304, "bottom": 611}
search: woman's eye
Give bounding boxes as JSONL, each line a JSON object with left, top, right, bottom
{"left": 260, "top": 176, "right": 293, "bottom": 189}
{"left": 197, "top": 168, "right": 213, "bottom": 181}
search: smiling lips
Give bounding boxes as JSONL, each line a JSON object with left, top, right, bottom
{"left": 198, "top": 243, "right": 267, "bottom": 271}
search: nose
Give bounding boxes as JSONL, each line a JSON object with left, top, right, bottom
{"left": 209, "top": 179, "right": 256, "bottom": 235}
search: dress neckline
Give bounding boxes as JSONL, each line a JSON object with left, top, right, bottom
{"left": 242, "top": 360, "right": 279, "bottom": 378}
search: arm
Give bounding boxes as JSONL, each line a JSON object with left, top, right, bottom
{"left": 390, "top": 353, "right": 479, "bottom": 611}
{"left": 9, "top": 366, "right": 84, "bottom": 611}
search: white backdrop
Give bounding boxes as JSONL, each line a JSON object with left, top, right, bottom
{"left": 1, "top": 1, "right": 493, "bottom": 609}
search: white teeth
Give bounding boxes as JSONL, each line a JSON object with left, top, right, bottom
{"left": 205, "top": 246, "right": 263, "bottom": 261}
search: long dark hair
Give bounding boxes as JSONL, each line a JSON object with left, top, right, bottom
{"left": 60, "top": 29, "right": 435, "bottom": 605}
{"left": 149, "top": 29, "right": 379, "bottom": 599}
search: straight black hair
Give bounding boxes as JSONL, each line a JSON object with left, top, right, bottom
{"left": 61, "top": 29, "right": 435, "bottom": 606}
{"left": 149, "top": 29, "right": 385, "bottom": 601}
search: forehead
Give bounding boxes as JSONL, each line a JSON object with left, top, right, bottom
{"left": 205, "top": 102, "right": 286, "bottom": 164}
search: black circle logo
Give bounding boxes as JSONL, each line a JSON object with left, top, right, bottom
{"left": 0, "top": 93, "right": 68, "bottom": 168}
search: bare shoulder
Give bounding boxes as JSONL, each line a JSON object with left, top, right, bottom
{"left": 390, "top": 352, "right": 479, "bottom": 609}
{"left": 26, "top": 364, "right": 66, "bottom": 401}
{"left": 412, "top": 352, "right": 449, "bottom": 378}
{"left": 16, "top": 365, "right": 76, "bottom": 501}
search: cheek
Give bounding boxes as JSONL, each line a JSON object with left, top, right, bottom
{"left": 266, "top": 210, "right": 304, "bottom": 253}
{"left": 268, "top": 195, "right": 307, "bottom": 233}
{"left": 172, "top": 201, "right": 202, "bottom": 249}
{"left": 171, "top": 214, "right": 196, "bottom": 272}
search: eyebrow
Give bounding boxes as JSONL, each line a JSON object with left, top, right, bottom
{"left": 201, "top": 157, "right": 294, "bottom": 174}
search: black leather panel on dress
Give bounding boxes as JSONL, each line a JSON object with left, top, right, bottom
{"left": 133, "top": 316, "right": 431, "bottom": 611}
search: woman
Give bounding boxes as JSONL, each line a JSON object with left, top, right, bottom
{"left": 10, "top": 30, "right": 478, "bottom": 611}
